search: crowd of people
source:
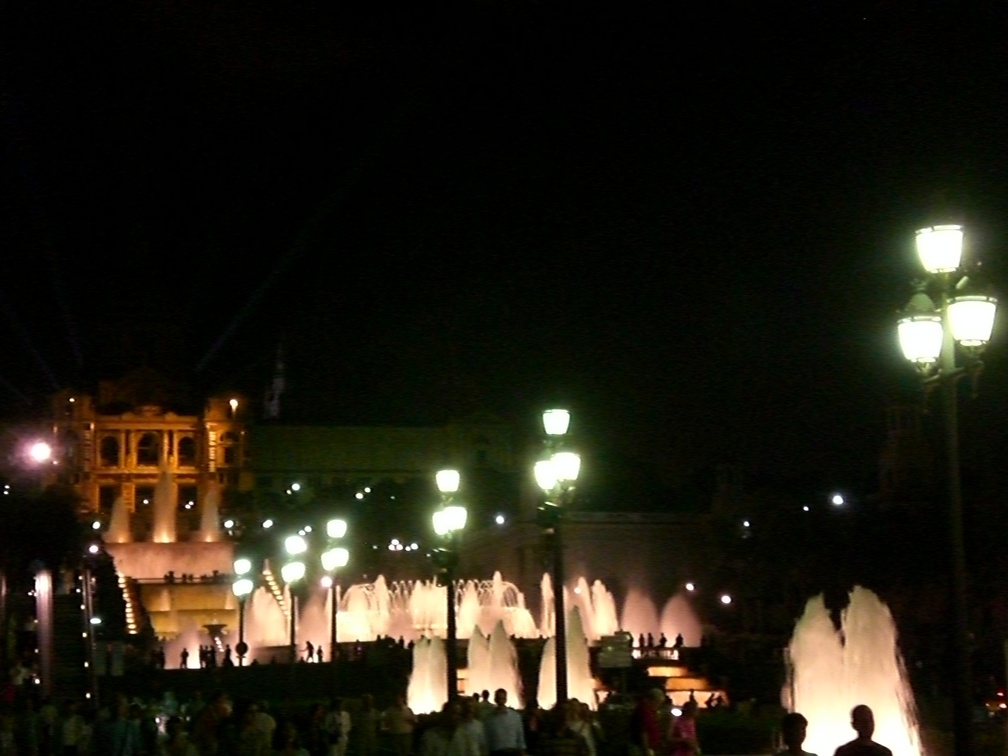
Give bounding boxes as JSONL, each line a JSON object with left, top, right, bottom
{"left": 628, "top": 688, "right": 893, "bottom": 756}
{"left": 0, "top": 659, "right": 895, "bottom": 756}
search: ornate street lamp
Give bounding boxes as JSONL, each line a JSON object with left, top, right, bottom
{"left": 535, "top": 409, "right": 580, "bottom": 705}
{"left": 232, "top": 557, "right": 254, "bottom": 666}
{"left": 321, "top": 518, "right": 349, "bottom": 662}
{"left": 431, "top": 469, "right": 467, "bottom": 702}
{"left": 281, "top": 538, "right": 307, "bottom": 664}
{"left": 896, "top": 224, "right": 997, "bottom": 756}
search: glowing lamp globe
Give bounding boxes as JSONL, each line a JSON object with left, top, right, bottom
{"left": 280, "top": 561, "right": 305, "bottom": 584}
{"left": 232, "top": 578, "right": 254, "bottom": 598}
{"left": 233, "top": 558, "right": 252, "bottom": 576}
{"left": 948, "top": 295, "right": 997, "bottom": 347}
{"left": 898, "top": 314, "right": 943, "bottom": 366}
{"left": 432, "top": 505, "right": 467, "bottom": 536}
{"left": 284, "top": 535, "right": 308, "bottom": 556}
{"left": 28, "top": 442, "right": 52, "bottom": 463}
{"left": 534, "top": 459, "right": 559, "bottom": 492}
{"left": 916, "top": 225, "right": 964, "bottom": 273}
{"left": 321, "top": 547, "right": 350, "bottom": 572}
{"left": 435, "top": 469, "right": 460, "bottom": 494}
{"left": 542, "top": 409, "right": 571, "bottom": 436}
{"left": 326, "top": 518, "right": 348, "bottom": 539}
{"left": 552, "top": 451, "right": 581, "bottom": 483}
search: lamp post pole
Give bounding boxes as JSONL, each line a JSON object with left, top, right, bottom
{"left": 550, "top": 514, "right": 567, "bottom": 704}
{"left": 432, "top": 469, "right": 466, "bottom": 704}
{"left": 282, "top": 536, "right": 309, "bottom": 664}
{"left": 321, "top": 520, "right": 349, "bottom": 664}
{"left": 232, "top": 558, "right": 254, "bottom": 667}
{"left": 237, "top": 596, "right": 248, "bottom": 665}
{"left": 896, "top": 225, "right": 998, "bottom": 756}
{"left": 535, "top": 409, "right": 581, "bottom": 707}
{"left": 330, "top": 582, "right": 338, "bottom": 661}
{"left": 941, "top": 344, "right": 972, "bottom": 756}
{"left": 445, "top": 533, "right": 459, "bottom": 700}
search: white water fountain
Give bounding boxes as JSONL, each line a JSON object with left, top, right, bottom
{"left": 408, "top": 637, "right": 448, "bottom": 714}
{"left": 105, "top": 495, "right": 132, "bottom": 544}
{"left": 195, "top": 484, "right": 223, "bottom": 543}
{"left": 783, "top": 586, "right": 921, "bottom": 756}
{"left": 536, "top": 606, "right": 597, "bottom": 710}
{"left": 151, "top": 469, "right": 176, "bottom": 543}
{"left": 466, "top": 621, "right": 523, "bottom": 708}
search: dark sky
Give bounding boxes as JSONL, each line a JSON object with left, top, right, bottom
{"left": 2, "top": 0, "right": 1008, "bottom": 484}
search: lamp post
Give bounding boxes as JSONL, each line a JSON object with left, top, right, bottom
{"left": 535, "top": 408, "right": 581, "bottom": 705}
{"left": 431, "top": 469, "right": 467, "bottom": 702}
{"left": 896, "top": 224, "right": 997, "bottom": 756}
{"left": 232, "top": 557, "right": 254, "bottom": 666}
{"left": 282, "top": 535, "right": 308, "bottom": 664}
{"left": 321, "top": 518, "right": 350, "bottom": 663}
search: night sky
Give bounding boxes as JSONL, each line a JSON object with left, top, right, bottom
{"left": 2, "top": 0, "right": 1008, "bottom": 488}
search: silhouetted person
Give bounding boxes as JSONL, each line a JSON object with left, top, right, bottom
{"left": 775, "top": 712, "right": 817, "bottom": 756}
{"left": 673, "top": 633, "right": 684, "bottom": 650}
{"left": 646, "top": 633, "right": 654, "bottom": 649}
{"left": 833, "top": 705, "right": 892, "bottom": 756}
{"left": 658, "top": 634, "right": 667, "bottom": 648}
{"left": 638, "top": 634, "right": 645, "bottom": 649}
{"left": 180, "top": 648, "right": 190, "bottom": 669}
{"left": 317, "top": 646, "right": 324, "bottom": 663}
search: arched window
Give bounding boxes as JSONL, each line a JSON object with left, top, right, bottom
{"left": 137, "top": 432, "right": 160, "bottom": 466}
{"left": 178, "top": 436, "right": 197, "bottom": 466}
{"left": 100, "top": 436, "right": 120, "bottom": 467}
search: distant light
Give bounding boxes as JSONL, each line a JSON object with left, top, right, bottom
{"left": 89, "top": 617, "right": 102, "bottom": 625}
{"left": 802, "top": 505, "right": 810, "bottom": 512}
{"left": 355, "top": 493, "right": 364, "bottom": 500}
{"left": 831, "top": 494, "right": 845, "bottom": 506}
{"left": 720, "top": 594, "right": 732, "bottom": 605}
{"left": 229, "top": 398, "right": 238, "bottom": 412}
{"left": 320, "top": 576, "right": 333, "bottom": 588}
{"left": 495, "top": 514, "right": 505, "bottom": 525}
{"left": 685, "top": 582, "right": 695, "bottom": 592}
{"left": 223, "top": 519, "right": 235, "bottom": 529}
{"left": 327, "top": 519, "right": 348, "bottom": 539}
{"left": 285, "top": 535, "right": 308, "bottom": 555}
{"left": 304, "top": 525, "right": 313, "bottom": 533}
{"left": 263, "top": 519, "right": 274, "bottom": 529}
{"left": 409, "top": 542, "right": 418, "bottom": 550}
{"left": 364, "top": 486, "right": 372, "bottom": 494}
{"left": 92, "top": 521, "right": 101, "bottom": 530}
{"left": 87, "top": 545, "right": 99, "bottom": 555}
{"left": 573, "top": 585, "right": 581, "bottom": 595}
{"left": 742, "top": 520, "right": 750, "bottom": 528}
{"left": 291, "top": 483, "right": 301, "bottom": 492}
{"left": 671, "top": 706, "right": 682, "bottom": 717}
{"left": 233, "top": 558, "right": 252, "bottom": 576}
{"left": 28, "top": 442, "right": 52, "bottom": 463}
{"left": 184, "top": 502, "right": 194, "bottom": 510}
